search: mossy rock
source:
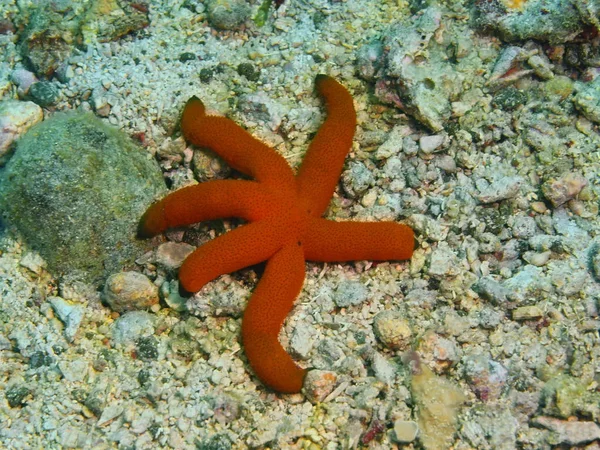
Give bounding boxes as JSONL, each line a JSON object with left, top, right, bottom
{"left": 0, "top": 112, "right": 166, "bottom": 285}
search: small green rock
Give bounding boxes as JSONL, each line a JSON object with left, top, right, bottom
{"left": 237, "top": 62, "right": 260, "bottom": 82}
{"left": 492, "top": 87, "right": 527, "bottom": 111}
{"left": 206, "top": 0, "right": 251, "bottom": 30}
{"left": 179, "top": 52, "right": 197, "bottom": 62}
{"left": 29, "top": 351, "right": 53, "bottom": 368}
{"left": 6, "top": 385, "right": 31, "bottom": 408}
{"left": 28, "top": 81, "right": 59, "bottom": 107}
{"left": 196, "top": 433, "right": 233, "bottom": 450}
{"left": 137, "top": 368, "right": 151, "bottom": 386}
{"left": 136, "top": 336, "right": 159, "bottom": 361}
{"left": 199, "top": 67, "right": 214, "bottom": 83}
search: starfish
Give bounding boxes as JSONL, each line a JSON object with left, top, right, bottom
{"left": 139, "top": 75, "right": 414, "bottom": 393}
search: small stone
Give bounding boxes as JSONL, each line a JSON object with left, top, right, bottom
{"left": 523, "top": 250, "right": 551, "bottom": 266}
{"left": 373, "top": 310, "right": 412, "bottom": 350}
{"left": 419, "top": 134, "right": 445, "bottom": 154}
{"left": 416, "top": 331, "right": 460, "bottom": 373}
{"left": 473, "top": 276, "right": 509, "bottom": 305}
{"left": 10, "top": 68, "right": 37, "bottom": 95}
{"left": 512, "top": 305, "right": 543, "bottom": 320}
{"left": 48, "top": 296, "right": 84, "bottom": 342}
{"left": 206, "top": 0, "right": 251, "bottom": 30}
{"left": 303, "top": 370, "right": 337, "bottom": 403}
{"left": 0, "top": 100, "right": 43, "bottom": 165}
{"left": 463, "top": 354, "right": 508, "bottom": 401}
{"left": 19, "top": 251, "right": 47, "bottom": 274}
{"left": 511, "top": 215, "right": 538, "bottom": 239}
{"left": 58, "top": 358, "right": 88, "bottom": 382}
{"left": 372, "top": 352, "right": 396, "bottom": 385}
{"left": 103, "top": 271, "right": 159, "bottom": 313}
{"left": 428, "top": 244, "right": 458, "bottom": 278}
{"left": 155, "top": 242, "right": 194, "bottom": 270}
{"left": 160, "top": 280, "right": 188, "bottom": 312}
{"left": 27, "top": 81, "right": 59, "bottom": 107}
{"left": 393, "top": 420, "right": 419, "bottom": 443}
{"left": 97, "top": 404, "right": 124, "bottom": 427}
{"left": 111, "top": 311, "right": 156, "bottom": 346}
{"left": 136, "top": 336, "right": 159, "bottom": 361}
{"left": 476, "top": 176, "right": 522, "bottom": 204}
{"left": 289, "top": 325, "right": 315, "bottom": 360}
{"left": 333, "top": 280, "right": 368, "bottom": 308}
{"left": 542, "top": 172, "right": 588, "bottom": 207}
{"left": 478, "top": 307, "right": 503, "bottom": 329}
{"left": 6, "top": 385, "right": 31, "bottom": 408}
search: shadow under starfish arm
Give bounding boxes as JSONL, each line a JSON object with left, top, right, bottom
{"left": 241, "top": 242, "right": 307, "bottom": 394}
{"left": 302, "top": 217, "right": 415, "bottom": 262}
{"left": 138, "top": 179, "right": 277, "bottom": 238}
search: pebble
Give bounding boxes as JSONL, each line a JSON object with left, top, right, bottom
{"left": 289, "top": 325, "right": 315, "bottom": 360}
{"left": 512, "top": 305, "right": 543, "bottom": 320}
{"left": 393, "top": 420, "right": 419, "bottom": 443}
{"left": 428, "top": 244, "right": 458, "bottom": 278}
{"left": 97, "top": 404, "right": 124, "bottom": 427}
{"left": 541, "top": 172, "right": 588, "bottom": 207}
{"left": 523, "top": 250, "right": 551, "bottom": 266}
{"left": 511, "top": 215, "right": 538, "bottom": 239}
{"left": 463, "top": 354, "right": 508, "bottom": 401}
{"left": 155, "top": 242, "right": 195, "bottom": 270}
{"left": 333, "top": 280, "right": 368, "bottom": 308}
{"left": 9, "top": 68, "right": 37, "bottom": 95}
{"left": 0, "top": 100, "right": 43, "bottom": 164}
{"left": 58, "top": 359, "right": 88, "bottom": 383}
{"left": 375, "top": 125, "right": 404, "bottom": 159}
{"left": 531, "top": 416, "right": 600, "bottom": 446}
{"left": 372, "top": 310, "right": 412, "bottom": 350}
{"left": 476, "top": 176, "right": 522, "bottom": 204}
{"left": 48, "top": 296, "right": 84, "bottom": 343}
{"left": 103, "top": 271, "right": 159, "bottom": 313}
{"left": 160, "top": 280, "right": 188, "bottom": 312}
{"left": 206, "top": 0, "right": 251, "bottom": 30}
{"left": 417, "top": 331, "right": 460, "bottom": 373}
{"left": 371, "top": 353, "right": 396, "bottom": 386}
{"left": 19, "top": 252, "right": 47, "bottom": 275}
{"left": 27, "top": 81, "right": 59, "bottom": 107}
{"left": 111, "top": 311, "right": 156, "bottom": 346}
{"left": 238, "top": 92, "right": 283, "bottom": 131}
{"left": 303, "top": 370, "right": 338, "bottom": 403}
{"left": 342, "top": 161, "right": 375, "bottom": 198}
{"left": 419, "top": 134, "right": 445, "bottom": 154}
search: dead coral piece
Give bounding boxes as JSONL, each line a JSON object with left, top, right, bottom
{"left": 531, "top": 416, "right": 600, "bottom": 446}
{"left": 541, "top": 172, "right": 588, "bottom": 207}
{"left": 408, "top": 353, "right": 466, "bottom": 450}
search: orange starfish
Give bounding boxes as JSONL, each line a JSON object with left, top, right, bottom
{"left": 139, "top": 75, "right": 414, "bottom": 393}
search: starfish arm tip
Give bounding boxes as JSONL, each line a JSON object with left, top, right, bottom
{"left": 138, "top": 205, "right": 162, "bottom": 238}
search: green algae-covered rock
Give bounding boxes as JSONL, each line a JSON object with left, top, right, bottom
{"left": 0, "top": 112, "right": 166, "bottom": 285}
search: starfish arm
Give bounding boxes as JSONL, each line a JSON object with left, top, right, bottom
{"left": 296, "top": 75, "right": 357, "bottom": 216}
{"left": 138, "top": 180, "right": 274, "bottom": 237}
{"left": 178, "top": 218, "right": 288, "bottom": 293}
{"left": 242, "top": 242, "right": 307, "bottom": 393}
{"left": 303, "top": 217, "right": 414, "bottom": 262}
{"left": 181, "top": 97, "right": 296, "bottom": 190}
